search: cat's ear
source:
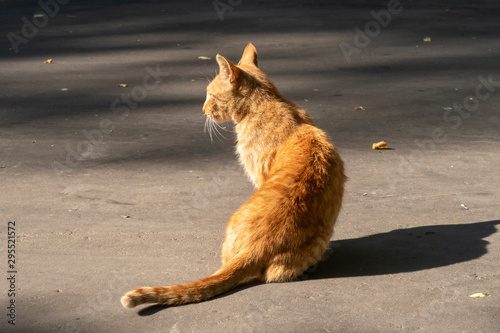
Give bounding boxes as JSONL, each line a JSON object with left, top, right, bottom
{"left": 216, "top": 54, "right": 241, "bottom": 87}
{"left": 238, "top": 43, "right": 258, "bottom": 67}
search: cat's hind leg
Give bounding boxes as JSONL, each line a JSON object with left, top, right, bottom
{"left": 264, "top": 253, "right": 318, "bottom": 283}
{"left": 264, "top": 240, "right": 328, "bottom": 283}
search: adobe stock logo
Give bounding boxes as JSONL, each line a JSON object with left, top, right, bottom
{"left": 339, "top": 0, "right": 403, "bottom": 64}
{"left": 7, "top": 0, "right": 70, "bottom": 54}
{"left": 52, "top": 64, "right": 170, "bottom": 173}
{"left": 213, "top": 0, "right": 243, "bottom": 22}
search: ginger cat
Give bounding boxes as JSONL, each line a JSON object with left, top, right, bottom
{"left": 121, "top": 43, "right": 346, "bottom": 309}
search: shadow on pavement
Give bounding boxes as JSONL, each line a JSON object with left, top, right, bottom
{"left": 316, "top": 220, "right": 499, "bottom": 278}
{"left": 136, "top": 220, "right": 498, "bottom": 316}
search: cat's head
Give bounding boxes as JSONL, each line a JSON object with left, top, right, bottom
{"left": 203, "top": 43, "right": 262, "bottom": 124}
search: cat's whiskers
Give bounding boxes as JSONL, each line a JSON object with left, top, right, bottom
{"left": 204, "top": 115, "right": 219, "bottom": 143}
{"left": 211, "top": 120, "right": 229, "bottom": 141}
{"left": 203, "top": 116, "right": 209, "bottom": 135}
{"left": 203, "top": 114, "right": 230, "bottom": 143}
{"left": 204, "top": 116, "right": 214, "bottom": 143}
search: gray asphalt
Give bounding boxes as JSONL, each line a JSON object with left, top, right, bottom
{"left": 1, "top": 1, "right": 499, "bottom": 332}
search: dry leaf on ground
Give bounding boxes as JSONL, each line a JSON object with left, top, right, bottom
{"left": 372, "top": 141, "right": 389, "bottom": 150}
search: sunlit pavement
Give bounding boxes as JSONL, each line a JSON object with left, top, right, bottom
{"left": 1, "top": 1, "right": 499, "bottom": 332}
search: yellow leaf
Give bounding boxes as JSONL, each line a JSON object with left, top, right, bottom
{"left": 44, "top": 59, "right": 53, "bottom": 64}
{"left": 198, "top": 56, "right": 211, "bottom": 60}
{"left": 355, "top": 106, "right": 365, "bottom": 110}
{"left": 372, "top": 141, "right": 389, "bottom": 150}
{"left": 469, "top": 292, "right": 487, "bottom": 298}
{"left": 423, "top": 37, "right": 431, "bottom": 42}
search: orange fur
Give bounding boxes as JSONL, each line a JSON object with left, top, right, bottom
{"left": 121, "top": 43, "right": 346, "bottom": 309}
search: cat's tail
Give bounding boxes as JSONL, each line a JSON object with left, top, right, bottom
{"left": 120, "top": 261, "right": 255, "bottom": 308}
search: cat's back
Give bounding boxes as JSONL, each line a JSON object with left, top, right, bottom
{"left": 270, "top": 123, "right": 343, "bottom": 189}
{"left": 236, "top": 121, "right": 344, "bottom": 260}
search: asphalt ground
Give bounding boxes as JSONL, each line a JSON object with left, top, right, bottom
{"left": 1, "top": 1, "right": 499, "bottom": 332}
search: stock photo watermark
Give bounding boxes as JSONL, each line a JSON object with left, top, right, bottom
{"left": 397, "top": 73, "right": 500, "bottom": 176}
{"left": 405, "top": 279, "right": 462, "bottom": 329}
{"left": 52, "top": 64, "right": 170, "bottom": 173}
{"left": 213, "top": 0, "right": 243, "bottom": 22}
{"left": 60, "top": 268, "right": 130, "bottom": 332}
{"left": 230, "top": 242, "right": 340, "bottom": 331}
{"left": 178, "top": 164, "right": 234, "bottom": 224}
{"left": 7, "top": 0, "right": 70, "bottom": 53}
{"left": 339, "top": 0, "right": 403, "bottom": 64}
{"left": 6, "top": 221, "right": 17, "bottom": 326}
{"left": 382, "top": 71, "right": 499, "bottom": 196}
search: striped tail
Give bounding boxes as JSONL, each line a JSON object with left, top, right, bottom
{"left": 121, "top": 262, "right": 253, "bottom": 308}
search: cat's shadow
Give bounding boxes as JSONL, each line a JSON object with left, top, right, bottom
{"left": 137, "top": 220, "right": 498, "bottom": 316}
{"left": 313, "top": 220, "right": 499, "bottom": 279}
